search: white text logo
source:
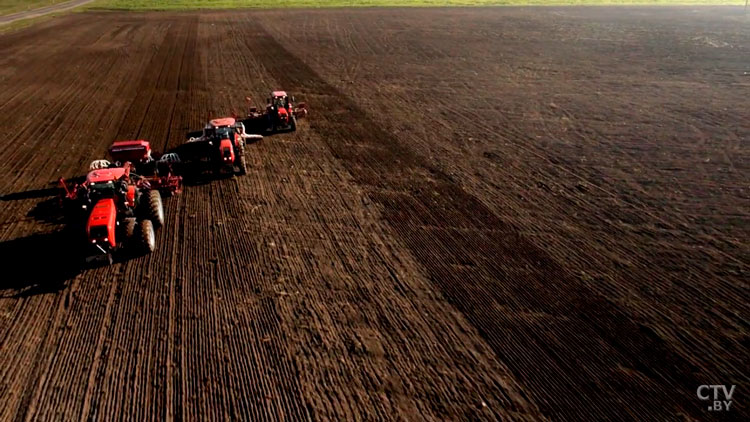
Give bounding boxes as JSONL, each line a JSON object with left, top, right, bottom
{"left": 697, "top": 385, "right": 735, "bottom": 411}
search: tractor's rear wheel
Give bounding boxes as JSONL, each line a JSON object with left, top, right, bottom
{"left": 237, "top": 142, "right": 247, "bottom": 175}
{"left": 290, "top": 115, "right": 297, "bottom": 132}
{"left": 139, "top": 219, "right": 156, "bottom": 253}
{"left": 145, "top": 190, "right": 164, "bottom": 228}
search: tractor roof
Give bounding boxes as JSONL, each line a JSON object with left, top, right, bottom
{"left": 272, "top": 91, "right": 287, "bottom": 97}
{"left": 209, "top": 117, "right": 235, "bottom": 128}
{"left": 87, "top": 167, "right": 126, "bottom": 184}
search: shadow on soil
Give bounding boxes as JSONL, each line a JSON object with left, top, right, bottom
{"left": 27, "top": 196, "right": 67, "bottom": 225}
{"left": 0, "top": 230, "right": 81, "bottom": 298}
{"left": 1, "top": 181, "right": 78, "bottom": 225}
{"left": 0, "top": 187, "right": 58, "bottom": 201}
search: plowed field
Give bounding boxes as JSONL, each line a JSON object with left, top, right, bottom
{"left": 1, "top": 6, "right": 747, "bottom": 421}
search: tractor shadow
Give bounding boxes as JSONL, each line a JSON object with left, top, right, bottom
{"left": 0, "top": 230, "right": 81, "bottom": 298}
{"left": 1, "top": 178, "right": 85, "bottom": 225}
{"left": 27, "top": 196, "right": 66, "bottom": 225}
{"left": 0, "top": 181, "right": 86, "bottom": 297}
{"left": 0, "top": 186, "right": 58, "bottom": 201}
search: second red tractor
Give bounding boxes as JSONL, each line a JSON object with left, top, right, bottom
{"left": 177, "top": 117, "right": 253, "bottom": 177}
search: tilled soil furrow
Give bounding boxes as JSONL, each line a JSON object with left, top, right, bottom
{"left": 238, "top": 132, "right": 538, "bottom": 421}
{"left": 177, "top": 184, "right": 235, "bottom": 421}
{"left": 211, "top": 179, "right": 311, "bottom": 421}
{"left": 244, "top": 17, "right": 736, "bottom": 421}
{"left": 1, "top": 292, "right": 65, "bottom": 422}
{"left": 215, "top": 14, "right": 542, "bottom": 420}
{"left": 256, "top": 14, "right": 749, "bottom": 407}
{"left": 26, "top": 266, "right": 118, "bottom": 421}
{"left": 113, "top": 22, "right": 185, "bottom": 141}
{"left": 188, "top": 20, "right": 313, "bottom": 419}
{"left": 0, "top": 18, "right": 118, "bottom": 117}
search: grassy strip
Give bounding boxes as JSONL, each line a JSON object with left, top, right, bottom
{"left": 88, "top": 0, "right": 743, "bottom": 11}
{"left": 0, "top": 0, "right": 74, "bottom": 16}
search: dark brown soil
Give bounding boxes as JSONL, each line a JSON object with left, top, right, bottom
{"left": 0, "top": 6, "right": 747, "bottom": 422}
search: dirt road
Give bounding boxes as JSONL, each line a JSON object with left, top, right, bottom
{"left": 0, "top": 0, "right": 93, "bottom": 26}
{"left": 0, "top": 7, "right": 747, "bottom": 421}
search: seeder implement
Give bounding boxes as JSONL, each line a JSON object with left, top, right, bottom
{"left": 107, "top": 140, "right": 182, "bottom": 196}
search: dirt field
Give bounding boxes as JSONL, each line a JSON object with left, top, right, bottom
{"left": 0, "top": 6, "right": 747, "bottom": 421}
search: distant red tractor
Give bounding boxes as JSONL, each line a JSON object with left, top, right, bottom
{"left": 59, "top": 165, "right": 165, "bottom": 264}
{"left": 243, "top": 91, "right": 307, "bottom": 134}
{"left": 177, "top": 117, "right": 255, "bottom": 177}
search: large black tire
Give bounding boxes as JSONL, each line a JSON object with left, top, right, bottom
{"left": 139, "top": 219, "right": 156, "bottom": 253}
{"left": 124, "top": 218, "right": 137, "bottom": 244}
{"left": 290, "top": 115, "right": 297, "bottom": 132}
{"left": 236, "top": 142, "right": 247, "bottom": 175}
{"left": 145, "top": 190, "right": 164, "bottom": 228}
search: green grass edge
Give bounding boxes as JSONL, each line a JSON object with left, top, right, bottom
{"left": 86, "top": 0, "right": 744, "bottom": 12}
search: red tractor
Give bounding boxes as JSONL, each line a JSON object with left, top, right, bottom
{"left": 59, "top": 165, "right": 165, "bottom": 264}
{"left": 243, "top": 91, "right": 307, "bottom": 134}
{"left": 177, "top": 117, "right": 253, "bottom": 177}
{"left": 104, "top": 139, "right": 182, "bottom": 195}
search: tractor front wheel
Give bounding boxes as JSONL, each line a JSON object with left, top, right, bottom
{"left": 139, "top": 219, "right": 156, "bottom": 253}
{"left": 237, "top": 142, "right": 247, "bottom": 175}
{"left": 124, "top": 218, "right": 137, "bottom": 244}
{"left": 145, "top": 190, "right": 164, "bottom": 228}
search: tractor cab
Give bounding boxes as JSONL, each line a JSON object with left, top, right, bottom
{"left": 86, "top": 167, "right": 127, "bottom": 183}
{"left": 85, "top": 167, "right": 135, "bottom": 209}
{"left": 86, "top": 167, "right": 128, "bottom": 196}
{"left": 209, "top": 117, "right": 236, "bottom": 127}
{"left": 272, "top": 96, "right": 287, "bottom": 109}
{"left": 205, "top": 118, "right": 239, "bottom": 140}
{"left": 268, "top": 91, "right": 291, "bottom": 111}
{"left": 208, "top": 118, "right": 248, "bottom": 142}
